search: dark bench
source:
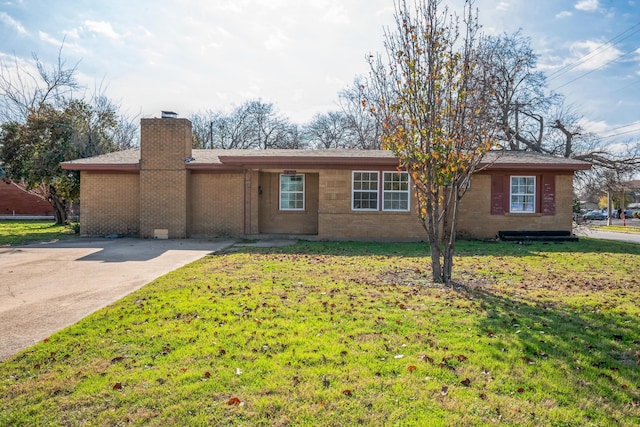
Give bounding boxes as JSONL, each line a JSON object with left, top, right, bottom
{"left": 498, "top": 230, "right": 578, "bottom": 242}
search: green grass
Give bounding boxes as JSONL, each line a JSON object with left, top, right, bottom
{"left": 592, "top": 225, "right": 640, "bottom": 234}
{"left": 0, "top": 220, "right": 78, "bottom": 246}
{"left": 1, "top": 239, "right": 639, "bottom": 426}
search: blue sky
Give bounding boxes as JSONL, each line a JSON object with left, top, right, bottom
{"left": 1, "top": 0, "right": 639, "bottom": 146}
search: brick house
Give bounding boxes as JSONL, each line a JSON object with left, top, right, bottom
{"left": 0, "top": 179, "right": 53, "bottom": 217}
{"left": 61, "top": 116, "right": 590, "bottom": 241}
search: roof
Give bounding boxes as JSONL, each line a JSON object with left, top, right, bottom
{"left": 60, "top": 148, "right": 592, "bottom": 172}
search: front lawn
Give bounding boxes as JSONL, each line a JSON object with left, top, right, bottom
{"left": 0, "top": 220, "right": 78, "bottom": 246}
{"left": 1, "top": 240, "right": 639, "bottom": 426}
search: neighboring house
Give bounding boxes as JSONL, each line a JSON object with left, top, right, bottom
{"left": 61, "top": 117, "right": 590, "bottom": 241}
{"left": 0, "top": 181, "right": 53, "bottom": 216}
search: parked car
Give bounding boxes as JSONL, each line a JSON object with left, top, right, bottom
{"left": 583, "top": 210, "right": 606, "bottom": 220}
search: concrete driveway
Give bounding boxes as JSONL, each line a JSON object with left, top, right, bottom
{"left": 0, "top": 237, "right": 235, "bottom": 361}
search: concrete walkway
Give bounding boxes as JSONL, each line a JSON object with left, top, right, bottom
{"left": 0, "top": 237, "right": 235, "bottom": 361}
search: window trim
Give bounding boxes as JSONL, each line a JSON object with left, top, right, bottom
{"left": 352, "top": 171, "right": 380, "bottom": 211}
{"left": 279, "top": 174, "right": 305, "bottom": 211}
{"left": 509, "top": 175, "right": 536, "bottom": 214}
{"left": 382, "top": 171, "right": 411, "bottom": 212}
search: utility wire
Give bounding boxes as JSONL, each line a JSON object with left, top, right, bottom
{"left": 600, "top": 121, "right": 640, "bottom": 134}
{"left": 600, "top": 127, "right": 640, "bottom": 139}
{"left": 551, "top": 48, "right": 637, "bottom": 91}
{"left": 546, "top": 21, "right": 640, "bottom": 82}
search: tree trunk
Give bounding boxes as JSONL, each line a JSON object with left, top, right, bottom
{"left": 49, "top": 184, "right": 68, "bottom": 225}
{"left": 442, "top": 186, "right": 460, "bottom": 284}
{"left": 429, "top": 239, "right": 443, "bottom": 283}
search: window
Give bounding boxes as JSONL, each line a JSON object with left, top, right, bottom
{"left": 352, "top": 171, "right": 379, "bottom": 210}
{"left": 280, "top": 174, "right": 304, "bottom": 210}
{"left": 510, "top": 176, "right": 535, "bottom": 213}
{"left": 383, "top": 172, "right": 410, "bottom": 211}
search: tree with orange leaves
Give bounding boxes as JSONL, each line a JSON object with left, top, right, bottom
{"left": 367, "top": 0, "right": 498, "bottom": 283}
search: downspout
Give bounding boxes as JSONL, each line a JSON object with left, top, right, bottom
{"left": 243, "top": 168, "right": 252, "bottom": 235}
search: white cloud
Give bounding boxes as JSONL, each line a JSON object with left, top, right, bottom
{"left": 0, "top": 11, "right": 27, "bottom": 35}
{"left": 575, "top": 0, "right": 599, "bottom": 12}
{"left": 568, "top": 39, "right": 622, "bottom": 71}
{"left": 39, "top": 30, "right": 62, "bottom": 46}
{"left": 555, "top": 11, "right": 572, "bottom": 19}
{"left": 578, "top": 117, "right": 609, "bottom": 134}
{"left": 264, "top": 27, "right": 289, "bottom": 51}
{"left": 321, "top": 4, "right": 350, "bottom": 24}
{"left": 496, "top": 2, "right": 510, "bottom": 12}
{"left": 64, "top": 28, "right": 81, "bottom": 39}
{"left": 84, "top": 20, "right": 121, "bottom": 40}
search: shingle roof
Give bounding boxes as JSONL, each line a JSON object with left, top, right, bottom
{"left": 61, "top": 148, "right": 591, "bottom": 171}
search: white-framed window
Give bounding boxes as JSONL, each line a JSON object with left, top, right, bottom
{"left": 352, "top": 171, "right": 379, "bottom": 210}
{"left": 510, "top": 176, "right": 535, "bottom": 213}
{"left": 382, "top": 171, "right": 410, "bottom": 211}
{"left": 280, "top": 174, "right": 305, "bottom": 211}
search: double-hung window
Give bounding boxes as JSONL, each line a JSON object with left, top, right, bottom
{"left": 352, "top": 171, "right": 379, "bottom": 210}
{"left": 510, "top": 176, "right": 535, "bottom": 213}
{"left": 352, "top": 171, "right": 410, "bottom": 212}
{"left": 382, "top": 172, "right": 410, "bottom": 211}
{"left": 280, "top": 174, "right": 305, "bottom": 211}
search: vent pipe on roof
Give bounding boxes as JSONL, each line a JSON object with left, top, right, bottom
{"left": 161, "top": 111, "right": 178, "bottom": 118}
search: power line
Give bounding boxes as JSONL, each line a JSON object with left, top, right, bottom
{"left": 600, "top": 121, "right": 640, "bottom": 135}
{"left": 551, "top": 47, "right": 638, "bottom": 91}
{"left": 610, "top": 79, "right": 640, "bottom": 95}
{"left": 546, "top": 21, "right": 640, "bottom": 82}
{"left": 600, "top": 127, "right": 640, "bottom": 139}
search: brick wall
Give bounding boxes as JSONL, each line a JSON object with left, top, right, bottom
{"left": 139, "top": 118, "right": 191, "bottom": 239}
{"left": 190, "top": 172, "right": 245, "bottom": 235}
{"left": 457, "top": 172, "right": 574, "bottom": 239}
{"left": 317, "top": 169, "right": 425, "bottom": 241}
{"left": 258, "top": 172, "right": 319, "bottom": 235}
{"left": 79, "top": 171, "right": 139, "bottom": 235}
{"left": 0, "top": 182, "right": 53, "bottom": 215}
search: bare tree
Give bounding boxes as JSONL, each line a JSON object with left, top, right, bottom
{"left": 477, "top": 31, "right": 557, "bottom": 151}
{"left": 368, "top": 0, "right": 497, "bottom": 283}
{"left": 303, "top": 111, "right": 349, "bottom": 149}
{"left": 338, "top": 76, "right": 384, "bottom": 149}
{"left": 478, "top": 31, "right": 640, "bottom": 189}
{"left": 190, "top": 100, "right": 302, "bottom": 149}
{"left": 0, "top": 45, "right": 79, "bottom": 122}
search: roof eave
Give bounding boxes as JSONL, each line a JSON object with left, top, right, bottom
{"left": 479, "top": 162, "right": 592, "bottom": 171}
{"left": 217, "top": 155, "right": 399, "bottom": 167}
{"left": 60, "top": 163, "right": 141, "bottom": 171}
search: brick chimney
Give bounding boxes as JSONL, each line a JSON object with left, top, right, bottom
{"left": 139, "top": 115, "right": 192, "bottom": 239}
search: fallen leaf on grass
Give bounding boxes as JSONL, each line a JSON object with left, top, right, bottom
{"left": 461, "top": 378, "right": 471, "bottom": 387}
{"left": 342, "top": 389, "right": 353, "bottom": 396}
{"left": 227, "top": 397, "right": 242, "bottom": 405}
{"left": 204, "top": 371, "right": 211, "bottom": 378}
{"left": 407, "top": 365, "right": 417, "bottom": 372}
{"left": 440, "top": 385, "right": 449, "bottom": 396}
{"left": 479, "top": 393, "right": 487, "bottom": 400}
{"left": 113, "top": 382, "right": 123, "bottom": 390}
{"left": 517, "top": 387, "right": 525, "bottom": 393}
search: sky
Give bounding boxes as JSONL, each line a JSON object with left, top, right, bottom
{"left": 1, "top": 0, "right": 640, "bottom": 147}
